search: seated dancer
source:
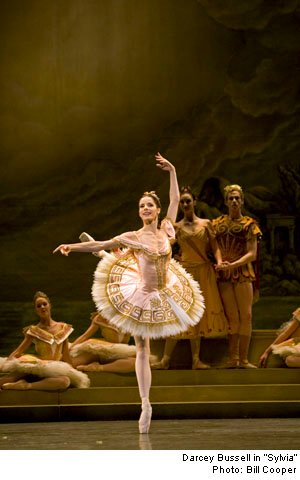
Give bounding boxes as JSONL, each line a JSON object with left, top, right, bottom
{"left": 70, "top": 311, "right": 138, "bottom": 372}
{"left": 212, "top": 185, "right": 262, "bottom": 368}
{"left": 53, "top": 153, "right": 204, "bottom": 433}
{"left": 259, "top": 307, "right": 300, "bottom": 368}
{"left": 152, "top": 185, "right": 228, "bottom": 370}
{"left": 0, "top": 291, "right": 89, "bottom": 390}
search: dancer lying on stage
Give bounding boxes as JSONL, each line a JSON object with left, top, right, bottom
{"left": 0, "top": 291, "right": 89, "bottom": 390}
{"left": 54, "top": 153, "right": 204, "bottom": 433}
{"left": 259, "top": 307, "right": 300, "bottom": 368}
{"left": 152, "top": 184, "right": 227, "bottom": 370}
{"left": 70, "top": 312, "right": 137, "bottom": 372}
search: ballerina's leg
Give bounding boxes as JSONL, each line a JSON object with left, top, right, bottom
{"left": 135, "top": 336, "right": 152, "bottom": 434}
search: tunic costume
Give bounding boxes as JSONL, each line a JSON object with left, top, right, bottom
{"left": 173, "top": 222, "right": 228, "bottom": 338}
{"left": 271, "top": 308, "right": 300, "bottom": 358}
{"left": 212, "top": 215, "right": 262, "bottom": 283}
{"left": 92, "top": 219, "right": 205, "bottom": 339}
{"left": 0, "top": 322, "right": 90, "bottom": 388}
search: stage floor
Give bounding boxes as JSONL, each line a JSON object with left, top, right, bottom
{"left": 0, "top": 418, "right": 299, "bottom": 450}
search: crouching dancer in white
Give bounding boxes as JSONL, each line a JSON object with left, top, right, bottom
{"left": 53, "top": 153, "right": 204, "bottom": 433}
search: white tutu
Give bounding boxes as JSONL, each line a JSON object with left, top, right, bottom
{"left": 272, "top": 340, "right": 300, "bottom": 358}
{"left": 92, "top": 250, "right": 205, "bottom": 339}
{"left": 0, "top": 356, "right": 90, "bottom": 388}
{"left": 70, "top": 339, "right": 157, "bottom": 363}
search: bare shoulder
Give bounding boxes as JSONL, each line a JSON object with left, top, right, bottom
{"left": 174, "top": 220, "right": 183, "bottom": 229}
{"left": 195, "top": 218, "right": 210, "bottom": 227}
{"left": 201, "top": 218, "right": 211, "bottom": 226}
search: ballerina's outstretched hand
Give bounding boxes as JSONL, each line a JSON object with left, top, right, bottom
{"left": 53, "top": 245, "right": 71, "bottom": 256}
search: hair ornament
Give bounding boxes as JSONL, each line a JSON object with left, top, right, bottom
{"left": 142, "top": 191, "right": 161, "bottom": 208}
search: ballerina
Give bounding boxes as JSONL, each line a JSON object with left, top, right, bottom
{"left": 53, "top": 153, "right": 204, "bottom": 433}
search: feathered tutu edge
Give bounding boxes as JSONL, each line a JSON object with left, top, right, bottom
{"left": 92, "top": 252, "right": 205, "bottom": 339}
{"left": 272, "top": 341, "right": 300, "bottom": 358}
{"left": 0, "top": 357, "right": 90, "bottom": 388}
{"left": 70, "top": 340, "right": 158, "bottom": 364}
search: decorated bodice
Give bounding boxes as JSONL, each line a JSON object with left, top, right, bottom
{"left": 176, "top": 222, "right": 215, "bottom": 264}
{"left": 113, "top": 219, "right": 174, "bottom": 291}
{"left": 212, "top": 215, "right": 261, "bottom": 262}
{"left": 23, "top": 322, "right": 73, "bottom": 361}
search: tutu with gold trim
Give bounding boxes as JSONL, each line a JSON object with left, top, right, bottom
{"left": 91, "top": 220, "right": 205, "bottom": 339}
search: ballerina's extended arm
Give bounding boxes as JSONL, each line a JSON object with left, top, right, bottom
{"left": 53, "top": 238, "right": 120, "bottom": 256}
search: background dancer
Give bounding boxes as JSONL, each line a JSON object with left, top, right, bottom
{"left": 212, "top": 185, "right": 262, "bottom": 368}
{"left": 152, "top": 184, "right": 227, "bottom": 370}
{"left": 0, "top": 291, "right": 89, "bottom": 390}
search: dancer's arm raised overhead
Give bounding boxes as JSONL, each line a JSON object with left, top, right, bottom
{"left": 155, "top": 152, "right": 179, "bottom": 223}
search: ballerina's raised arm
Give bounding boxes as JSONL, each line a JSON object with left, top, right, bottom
{"left": 155, "top": 152, "right": 180, "bottom": 223}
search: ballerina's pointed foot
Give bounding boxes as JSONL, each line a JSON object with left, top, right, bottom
{"left": 2, "top": 379, "right": 30, "bottom": 390}
{"left": 151, "top": 357, "right": 170, "bottom": 370}
{"left": 139, "top": 401, "right": 152, "bottom": 434}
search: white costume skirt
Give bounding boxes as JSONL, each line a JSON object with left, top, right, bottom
{"left": 272, "top": 339, "right": 300, "bottom": 358}
{"left": 92, "top": 252, "right": 205, "bottom": 339}
{"left": 0, "top": 356, "right": 90, "bottom": 388}
{"left": 70, "top": 339, "right": 157, "bottom": 363}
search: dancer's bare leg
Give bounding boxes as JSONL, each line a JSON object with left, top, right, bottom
{"left": 234, "top": 282, "right": 256, "bottom": 368}
{"left": 190, "top": 337, "right": 210, "bottom": 369}
{"left": 227, "top": 334, "right": 239, "bottom": 368}
{"left": 102, "top": 358, "right": 136, "bottom": 372}
{"left": 72, "top": 353, "right": 97, "bottom": 368}
{"left": 135, "top": 336, "right": 152, "bottom": 433}
{"left": 2, "top": 375, "right": 71, "bottom": 391}
{"left": 78, "top": 358, "right": 136, "bottom": 373}
{"left": 151, "top": 338, "right": 177, "bottom": 369}
{"left": 285, "top": 355, "right": 300, "bottom": 368}
{"left": 218, "top": 282, "right": 240, "bottom": 368}
{"left": 0, "top": 374, "right": 22, "bottom": 388}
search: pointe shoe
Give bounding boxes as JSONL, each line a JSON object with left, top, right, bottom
{"left": 139, "top": 402, "right": 152, "bottom": 434}
{"left": 192, "top": 360, "right": 211, "bottom": 370}
{"left": 239, "top": 360, "right": 257, "bottom": 369}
